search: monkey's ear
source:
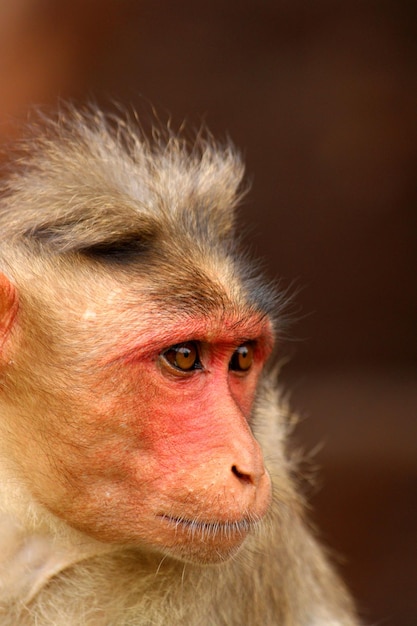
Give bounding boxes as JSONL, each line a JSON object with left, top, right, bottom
{"left": 0, "top": 273, "right": 18, "bottom": 350}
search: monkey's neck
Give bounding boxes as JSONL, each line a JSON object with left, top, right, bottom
{"left": 0, "top": 460, "right": 114, "bottom": 603}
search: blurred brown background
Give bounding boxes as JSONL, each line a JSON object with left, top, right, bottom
{"left": 0, "top": 1, "right": 416, "bottom": 624}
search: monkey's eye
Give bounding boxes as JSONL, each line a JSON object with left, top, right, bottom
{"left": 229, "top": 343, "right": 254, "bottom": 373}
{"left": 161, "top": 342, "right": 201, "bottom": 372}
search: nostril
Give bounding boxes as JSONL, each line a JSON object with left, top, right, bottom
{"left": 231, "top": 464, "right": 253, "bottom": 485}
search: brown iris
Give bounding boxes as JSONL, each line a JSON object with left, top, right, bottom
{"left": 162, "top": 342, "right": 200, "bottom": 372}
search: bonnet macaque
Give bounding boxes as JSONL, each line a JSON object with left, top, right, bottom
{"left": 0, "top": 108, "right": 359, "bottom": 625}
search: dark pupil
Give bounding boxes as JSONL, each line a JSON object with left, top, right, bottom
{"left": 178, "top": 346, "right": 193, "bottom": 364}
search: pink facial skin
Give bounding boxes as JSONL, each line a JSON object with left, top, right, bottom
{"left": 68, "top": 311, "right": 274, "bottom": 562}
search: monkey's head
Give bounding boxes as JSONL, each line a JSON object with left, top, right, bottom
{"left": 0, "top": 110, "right": 283, "bottom": 564}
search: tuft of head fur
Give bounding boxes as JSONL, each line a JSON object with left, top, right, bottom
{"left": 0, "top": 107, "right": 246, "bottom": 255}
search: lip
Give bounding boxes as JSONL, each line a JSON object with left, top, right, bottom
{"left": 158, "top": 513, "right": 258, "bottom": 537}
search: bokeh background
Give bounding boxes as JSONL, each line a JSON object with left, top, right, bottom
{"left": 1, "top": 1, "right": 416, "bottom": 624}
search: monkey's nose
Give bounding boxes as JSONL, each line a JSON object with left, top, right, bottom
{"left": 229, "top": 443, "right": 268, "bottom": 488}
{"left": 223, "top": 427, "right": 269, "bottom": 489}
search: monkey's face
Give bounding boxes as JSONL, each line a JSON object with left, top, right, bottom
{"left": 4, "top": 273, "right": 274, "bottom": 564}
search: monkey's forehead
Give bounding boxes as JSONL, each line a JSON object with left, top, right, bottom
{"left": 110, "top": 243, "right": 283, "bottom": 336}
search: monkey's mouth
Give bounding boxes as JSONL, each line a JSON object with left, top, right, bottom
{"left": 158, "top": 514, "right": 258, "bottom": 538}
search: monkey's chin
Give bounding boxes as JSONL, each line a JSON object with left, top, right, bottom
{"left": 155, "top": 514, "right": 256, "bottom": 565}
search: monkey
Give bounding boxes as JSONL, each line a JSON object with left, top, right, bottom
{"left": 0, "top": 107, "right": 359, "bottom": 625}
